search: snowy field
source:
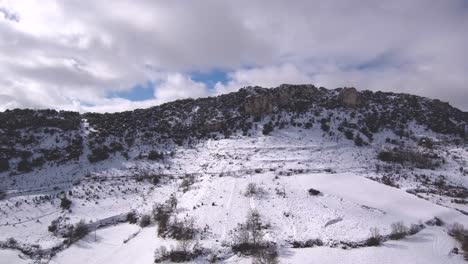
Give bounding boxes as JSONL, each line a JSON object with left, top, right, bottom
{"left": 0, "top": 128, "right": 467, "bottom": 263}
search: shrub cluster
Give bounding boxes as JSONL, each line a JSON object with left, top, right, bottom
{"left": 389, "top": 221, "right": 409, "bottom": 240}
{"left": 60, "top": 196, "right": 72, "bottom": 210}
{"left": 139, "top": 214, "right": 151, "bottom": 228}
{"left": 448, "top": 223, "right": 468, "bottom": 260}
{"left": 366, "top": 227, "right": 382, "bottom": 246}
{"left": 154, "top": 241, "right": 204, "bottom": 263}
{"left": 231, "top": 209, "right": 278, "bottom": 263}
{"left": 377, "top": 148, "right": 442, "bottom": 169}
{"left": 64, "top": 220, "right": 89, "bottom": 244}
{"left": 244, "top": 183, "right": 266, "bottom": 197}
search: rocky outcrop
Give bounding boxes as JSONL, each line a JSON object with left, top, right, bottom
{"left": 338, "top": 87, "right": 362, "bottom": 108}
{"left": 243, "top": 84, "right": 319, "bottom": 115}
{"left": 244, "top": 93, "right": 274, "bottom": 115}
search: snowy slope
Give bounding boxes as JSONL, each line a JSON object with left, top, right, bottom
{"left": 0, "top": 124, "right": 467, "bottom": 264}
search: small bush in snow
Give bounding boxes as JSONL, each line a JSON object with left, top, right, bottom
{"left": 126, "top": 212, "right": 138, "bottom": 224}
{"left": 48, "top": 219, "right": 58, "bottom": 233}
{"left": 408, "top": 223, "right": 424, "bottom": 235}
{"left": 154, "top": 240, "right": 204, "bottom": 263}
{"left": 244, "top": 183, "right": 265, "bottom": 197}
{"left": 7, "top": 237, "right": 17, "bottom": 246}
{"left": 262, "top": 123, "right": 273, "bottom": 135}
{"left": 449, "top": 223, "right": 466, "bottom": 242}
{"left": 366, "top": 227, "right": 382, "bottom": 246}
{"left": 60, "top": 196, "right": 72, "bottom": 210}
{"left": 0, "top": 190, "right": 6, "bottom": 200}
{"left": 232, "top": 209, "right": 270, "bottom": 256}
{"left": 168, "top": 217, "right": 196, "bottom": 240}
{"left": 139, "top": 214, "right": 151, "bottom": 228}
{"left": 152, "top": 203, "right": 172, "bottom": 236}
{"left": 65, "top": 220, "right": 89, "bottom": 244}
{"left": 291, "top": 239, "right": 323, "bottom": 248}
{"left": 354, "top": 134, "right": 365, "bottom": 146}
{"left": 253, "top": 243, "right": 279, "bottom": 264}
{"left": 180, "top": 175, "right": 196, "bottom": 193}
{"left": 389, "top": 221, "right": 408, "bottom": 240}
{"left": 425, "top": 217, "right": 444, "bottom": 226}
{"left": 448, "top": 223, "right": 468, "bottom": 260}
{"left": 308, "top": 188, "right": 321, "bottom": 196}
{"left": 344, "top": 130, "right": 354, "bottom": 140}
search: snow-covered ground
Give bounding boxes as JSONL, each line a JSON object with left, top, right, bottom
{"left": 0, "top": 128, "right": 466, "bottom": 263}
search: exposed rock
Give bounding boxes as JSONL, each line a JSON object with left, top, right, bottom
{"left": 338, "top": 87, "right": 362, "bottom": 108}
{"left": 244, "top": 93, "right": 274, "bottom": 115}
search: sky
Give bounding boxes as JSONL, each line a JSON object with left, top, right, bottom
{"left": 0, "top": 0, "right": 467, "bottom": 113}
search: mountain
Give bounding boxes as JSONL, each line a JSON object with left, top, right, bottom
{"left": 0, "top": 84, "right": 467, "bottom": 263}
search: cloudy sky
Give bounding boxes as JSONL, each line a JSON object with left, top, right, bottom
{"left": 0, "top": 0, "right": 467, "bottom": 112}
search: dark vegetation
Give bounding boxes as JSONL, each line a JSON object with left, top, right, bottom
{"left": 308, "top": 188, "right": 321, "bottom": 196}
{"left": 231, "top": 209, "right": 278, "bottom": 264}
{"left": 154, "top": 241, "right": 205, "bottom": 263}
{"left": 366, "top": 227, "right": 382, "bottom": 246}
{"left": 389, "top": 221, "right": 409, "bottom": 240}
{"left": 60, "top": 196, "right": 72, "bottom": 210}
{"left": 448, "top": 223, "right": 468, "bottom": 260}
{"left": 64, "top": 220, "right": 89, "bottom": 244}
{"left": 377, "top": 148, "right": 443, "bottom": 169}
{"left": 126, "top": 212, "right": 138, "bottom": 224}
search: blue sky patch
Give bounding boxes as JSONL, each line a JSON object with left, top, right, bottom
{"left": 190, "top": 69, "right": 229, "bottom": 91}
{"left": 111, "top": 82, "right": 155, "bottom": 101}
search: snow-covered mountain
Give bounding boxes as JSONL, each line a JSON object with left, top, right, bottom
{"left": 0, "top": 84, "right": 467, "bottom": 263}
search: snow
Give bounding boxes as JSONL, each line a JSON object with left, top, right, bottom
{"left": 275, "top": 227, "right": 465, "bottom": 264}
{"left": 52, "top": 224, "right": 173, "bottom": 264}
{"left": 0, "top": 127, "right": 466, "bottom": 263}
{"left": 0, "top": 249, "right": 29, "bottom": 264}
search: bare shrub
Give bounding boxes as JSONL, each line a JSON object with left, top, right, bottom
{"left": 180, "top": 175, "right": 196, "bottom": 193}
{"left": 244, "top": 183, "right": 266, "bottom": 197}
{"left": 60, "top": 196, "right": 72, "bottom": 210}
{"left": 65, "top": 220, "right": 89, "bottom": 244}
{"left": 126, "top": 212, "right": 138, "bottom": 224}
{"left": 253, "top": 243, "right": 279, "bottom": 264}
{"left": 154, "top": 240, "right": 204, "bottom": 263}
{"left": 448, "top": 223, "right": 468, "bottom": 260}
{"left": 232, "top": 209, "right": 273, "bottom": 257}
{"left": 291, "top": 239, "right": 323, "bottom": 248}
{"left": 390, "top": 221, "right": 408, "bottom": 240}
{"left": 7, "top": 237, "right": 17, "bottom": 246}
{"left": 48, "top": 219, "right": 58, "bottom": 233}
{"left": 425, "top": 217, "right": 444, "bottom": 226}
{"left": 140, "top": 214, "right": 151, "bottom": 228}
{"left": 152, "top": 202, "right": 173, "bottom": 236}
{"left": 449, "top": 223, "right": 466, "bottom": 242}
{"left": 408, "top": 223, "right": 424, "bottom": 235}
{"left": 377, "top": 148, "right": 441, "bottom": 169}
{"left": 366, "top": 227, "right": 382, "bottom": 246}
{"left": 169, "top": 217, "right": 196, "bottom": 240}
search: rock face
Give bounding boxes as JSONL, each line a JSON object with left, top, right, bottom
{"left": 244, "top": 93, "right": 274, "bottom": 115}
{"left": 243, "top": 84, "right": 319, "bottom": 115}
{"left": 338, "top": 87, "right": 361, "bottom": 108}
{"left": 0, "top": 84, "right": 467, "bottom": 174}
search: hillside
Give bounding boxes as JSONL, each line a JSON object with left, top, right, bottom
{"left": 0, "top": 84, "right": 467, "bottom": 263}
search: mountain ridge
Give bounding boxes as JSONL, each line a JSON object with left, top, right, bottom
{"left": 0, "top": 84, "right": 467, "bottom": 175}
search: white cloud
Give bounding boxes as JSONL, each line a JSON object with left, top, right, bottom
{"left": 0, "top": 0, "right": 467, "bottom": 111}
{"left": 154, "top": 73, "right": 209, "bottom": 105}
{"left": 214, "top": 64, "right": 312, "bottom": 94}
